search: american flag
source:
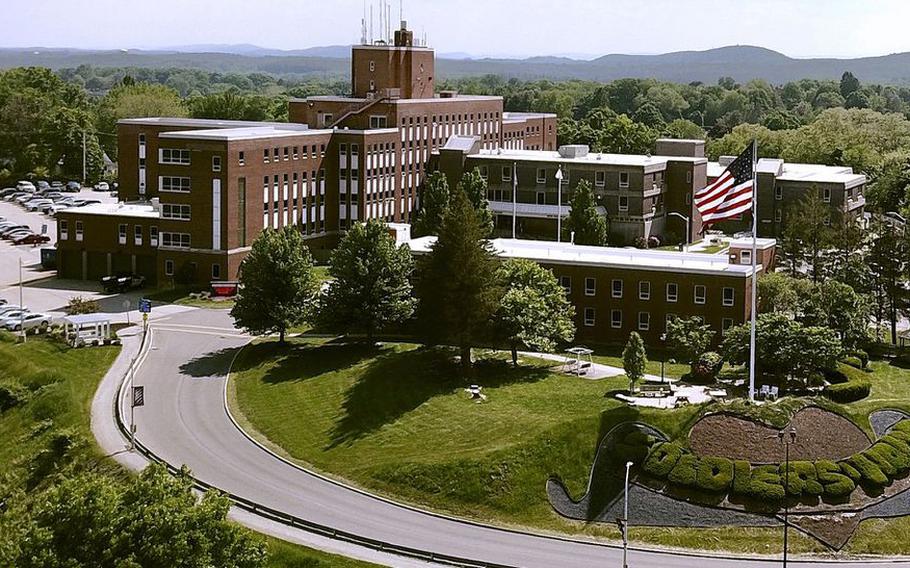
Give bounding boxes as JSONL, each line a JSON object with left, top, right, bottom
{"left": 695, "top": 143, "right": 755, "bottom": 227}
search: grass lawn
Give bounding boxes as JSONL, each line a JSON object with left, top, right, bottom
{"left": 0, "top": 332, "right": 379, "bottom": 568}
{"left": 229, "top": 338, "right": 831, "bottom": 554}
{"left": 147, "top": 286, "right": 236, "bottom": 309}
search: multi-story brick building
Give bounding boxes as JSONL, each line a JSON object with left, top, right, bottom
{"left": 406, "top": 236, "right": 776, "bottom": 346}
{"left": 56, "top": 21, "right": 556, "bottom": 285}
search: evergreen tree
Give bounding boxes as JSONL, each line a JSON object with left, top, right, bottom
{"left": 566, "top": 179, "right": 608, "bottom": 246}
{"left": 868, "top": 217, "right": 907, "bottom": 344}
{"left": 493, "top": 259, "right": 575, "bottom": 365}
{"left": 623, "top": 331, "right": 647, "bottom": 394}
{"left": 412, "top": 171, "right": 451, "bottom": 237}
{"left": 779, "top": 189, "right": 834, "bottom": 281}
{"left": 230, "top": 227, "right": 318, "bottom": 345}
{"left": 318, "top": 220, "right": 416, "bottom": 342}
{"left": 840, "top": 71, "right": 861, "bottom": 99}
{"left": 417, "top": 190, "right": 502, "bottom": 373}
{"left": 458, "top": 167, "right": 494, "bottom": 236}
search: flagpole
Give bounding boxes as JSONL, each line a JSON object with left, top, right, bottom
{"left": 748, "top": 139, "right": 758, "bottom": 402}
{"left": 512, "top": 161, "right": 517, "bottom": 239}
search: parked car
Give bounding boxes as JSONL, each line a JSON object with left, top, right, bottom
{"left": 13, "top": 233, "right": 50, "bottom": 246}
{"left": 1, "top": 227, "right": 32, "bottom": 239}
{"left": 36, "top": 181, "right": 50, "bottom": 191}
{"left": 50, "top": 181, "right": 63, "bottom": 188}
{"left": 0, "top": 225, "right": 28, "bottom": 237}
{"left": 0, "top": 188, "right": 18, "bottom": 198}
{"left": 101, "top": 273, "right": 146, "bottom": 293}
{"left": 93, "top": 182, "right": 110, "bottom": 192}
{"left": 45, "top": 203, "right": 70, "bottom": 215}
{"left": 0, "top": 305, "right": 24, "bottom": 317}
{"left": 65, "top": 181, "right": 81, "bottom": 192}
{"left": 0, "top": 310, "right": 31, "bottom": 328}
{"left": 4, "top": 312, "right": 51, "bottom": 332}
{"left": 4, "top": 192, "right": 28, "bottom": 201}
{"left": 25, "top": 199, "right": 53, "bottom": 212}
{"left": 16, "top": 181, "right": 36, "bottom": 192}
{"left": 73, "top": 199, "right": 100, "bottom": 207}
{"left": 0, "top": 298, "right": 7, "bottom": 306}
{"left": 15, "top": 193, "right": 36, "bottom": 204}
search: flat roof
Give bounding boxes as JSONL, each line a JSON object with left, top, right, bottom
{"left": 708, "top": 160, "right": 866, "bottom": 188}
{"left": 468, "top": 148, "right": 706, "bottom": 172}
{"left": 118, "top": 117, "right": 300, "bottom": 129}
{"left": 297, "top": 94, "right": 503, "bottom": 105}
{"left": 502, "top": 111, "right": 558, "bottom": 120}
{"left": 160, "top": 124, "right": 323, "bottom": 141}
{"left": 57, "top": 202, "right": 160, "bottom": 219}
{"left": 729, "top": 237, "right": 777, "bottom": 250}
{"left": 406, "top": 237, "right": 759, "bottom": 277}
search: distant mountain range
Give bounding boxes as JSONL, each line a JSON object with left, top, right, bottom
{"left": 4, "top": 44, "right": 910, "bottom": 85}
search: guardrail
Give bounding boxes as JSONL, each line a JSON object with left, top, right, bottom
{"left": 112, "top": 326, "right": 519, "bottom": 568}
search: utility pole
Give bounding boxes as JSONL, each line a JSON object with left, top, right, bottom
{"left": 622, "top": 460, "right": 633, "bottom": 568}
{"left": 779, "top": 428, "right": 797, "bottom": 568}
{"left": 18, "top": 257, "right": 25, "bottom": 343}
{"left": 82, "top": 130, "right": 87, "bottom": 186}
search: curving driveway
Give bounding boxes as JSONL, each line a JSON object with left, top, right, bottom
{"left": 100, "top": 308, "right": 910, "bottom": 568}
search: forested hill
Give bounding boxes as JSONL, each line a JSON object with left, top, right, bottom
{"left": 4, "top": 44, "right": 910, "bottom": 84}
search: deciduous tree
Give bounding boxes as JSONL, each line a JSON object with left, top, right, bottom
{"left": 412, "top": 171, "right": 451, "bottom": 237}
{"left": 566, "top": 179, "right": 607, "bottom": 246}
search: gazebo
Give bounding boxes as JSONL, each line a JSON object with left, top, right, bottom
{"left": 63, "top": 313, "right": 113, "bottom": 347}
{"left": 563, "top": 346, "right": 594, "bottom": 376}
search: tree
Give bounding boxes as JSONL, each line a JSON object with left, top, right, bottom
{"left": 779, "top": 190, "right": 834, "bottom": 281}
{"left": 632, "top": 101, "right": 666, "bottom": 129}
{"left": 458, "top": 167, "right": 494, "bottom": 236}
{"left": 665, "top": 316, "right": 715, "bottom": 373}
{"left": 412, "top": 171, "right": 451, "bottom": 237}
{"left": 840, "top": 71, "right": 861, "bottom": 99}
{"left": 623, "top": 332, "right": 647, "bottom": 394}
{"left": 493, "top": 259, "right": 575, "bottom": 365}
{"left": 96, "top": 82, "right": 187, "bottom": 157}
{"left": 12, "top": 464, "right": 265, "bottom": 568}
{"left": 566, "top": 179, "right": 607, "bottom": 246}
{"left": 802, "top": 280, "right": 871, "bottom": 351}
{"left": 188, "top": 88, "right": 274, "bottom": 121}
{"left": 757, "top": 272, "right": 800, "bottom": 315}
{"left": 868, "top": 217, "right": 907, "bottom": 344}
{"left": 662, "top": 118, "right": 705, "bottom": 140}
{"left": 417, "top": 190, "right": 502, "bottom": 373}
{"left": 231, "top": 227, "right": 318, "bottom": 344}
{"left": 318, "top": 220, "right": 415, "bottom": 342}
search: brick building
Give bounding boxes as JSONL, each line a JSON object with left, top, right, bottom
{"left": 56, "top": 21, "right": 556, "bottom": 285}
{"left": 406, "top": 236, "right": 776, "bottom": 346}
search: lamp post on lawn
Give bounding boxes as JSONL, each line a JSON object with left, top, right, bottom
{"left": 555, "top": 166, "right": 564, "bottom": 243}
{"left": 659, "top": 333, "right": 667, "bottom": 383}
{"left": 622, "top": 460, "right": 633, "bottom": 568}
{"left": 667, "top": 212, "right": 691, "bottom": 252}
{"left": 779, "top": 428, "right": 797, "bottom": 568}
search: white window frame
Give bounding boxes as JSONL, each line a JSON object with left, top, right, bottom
{"left": 618, "top": 195, "right": 629, "bottom": 212}
{"left": 165, "top": 259, "right": 175, "bottom": 276}
{"left": 134, "top": 225, "right": 143, "bottom": 246}
{"left": 584, "top": 308, "right": 596, "bottom": 327}
{"left": 212, "top": 155, "right": 222, "bottom": 172}
{"left": 118, "top": 223, "right": 127, "bottom": 245}
{"left": 160, "top": 232, "right": 191, "bottom": 249}
{"left": 162, "top": 203, "right": 191, "bottom": 221}
{"left": 694, "top": 285, "right": 707, "bottom": 305}
{"left": 639, "top": 281, "right": 650, "bottom": 300}
{"left": 585, "top": 277, "right": 596, "bottom": 297}
{"left": 723, "top": 287, "right": 735, "bottom": 307}
{"left": 212, "top": 263, "right": 221, "bottom": 280}
{"left": 560, "top": 275, "right": 571, "bottom": 294}
{"left": 722, "top": 318, "right": 734, "bottom": 332}
{"left": 612, "top": 279, "right": 623, "bottom": 299}
{"left": 75, "top": 221, "right": 83, "bottom": 242}
{"left": 159, "top": 148, "right": 191, "bottom": 165}
{"left": 823, "top": 187, "right": 832, "bottom": 203}
{"left": 619, "top": 171, "right": 630, "bottom": 188}
{"left": 478, "top": 165, "right": 488, "bottom": 180}
{"left": 536, "top": 168, "right": 547, "bottom": 184}
{"left": 502, "top": 166, "right": 512, "bottom": 182}
{"left": 611, "top": 309, "right": 622, "bottom": 329}
{"left": 595, "top": 171, "right": 605, "bottom": 187}
{"left": 775, "top": 186, "right": 783, "bottom": 201}
{"left": 638, "top": 311, "right": 650, "bottom": 331}
{"left": 159, "top": 176, "right": 191, "bottom": 193}
{"left": 666, "top": 283, "right": 678, "bottom": 303}
{"left": 150, "top": 226, "right": 159, "bottom": 247}
{"left": 60, "top": 220, "right": 68, "bottom": 240}
{"left": 238, "top": 151, "right": 245, "bottom": 166}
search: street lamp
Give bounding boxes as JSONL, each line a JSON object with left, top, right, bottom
{"left": 779, "top": 428, "right": 797, "bottom": 568}
{"left": 659, "top": 333, "right": 667, "bottom": 384}
{"left": 555, "top": 166, "right": 564, "bottom": 243}
{"left": 622, "top": 460, "right": 633, "bottom": 568}
{"left": 667, "top": 211, "right": 691, "bottom": 252}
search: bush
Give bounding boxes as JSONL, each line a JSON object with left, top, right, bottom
{"left": 647, "top": 235, "right": 661, "bottom": 248}
{"left": 853, "top": 349, "right": 869, "bottom": 369}
{"left": 691, "top": 351, "right": 723, "bottom": 382}
{"left": 822, "top": 367, "right": 849, "bottom": 384}
{"left": 823, "top": 379, "right": 871, "bottom": 402}
{"left": 614, "top": 431, "right": 656, "bottom": 465}
{"left": 866, "top": 443, "right": 909, "bottom": 474}
{"left": 780, "top": 461, "right": 823, "bottom": 496}
{"left": 0, "top": 380, "right": 29, "bottom": 411}
{"left": 843, "top": 454, "right": 889, "bottom": 486}
{"left": 732, "top": 460, "right": 752, "bottom": 495}
{"left": 66, "top": 296, "right": 100, "bottom": 315}
{"left": 837, "top": 460, "right": 862, "bottom": 484}
{"left": 746, "top": 464, "right": 785, "bottom": 501}
{"left": 696, "top": 456, "right": 734, "bottom": 492}
{"left": 816, "top": 460, "right": 855, "bottom": 497}
{"left": 668, "top": 454, "right": 698, "bottom": 487}
{"left": 642, "top": 442, "right": 683, "bottom": 478}
{"left": 881, "top": 435, "right": 910, "bottom": 461}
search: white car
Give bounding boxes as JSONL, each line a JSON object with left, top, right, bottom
{"left": 26, "top": 199, "right": 53, "bottom": 212}
{"left": 0, "top": 310, "right": 31, "bottom": 328}
{"left": 94, "top": 182, "right": 110, "bottom": 191}
{"left": 16, "top": 181, "right": 36, "bottom": 192}
{"left": 4, "top": 312, "right": 51, "bottom": 332}
{"left": 0, "top": 305, "right": 24, "bottom": 317}
{"left": 45, "top": 203, "right": 70, "bottom": 215}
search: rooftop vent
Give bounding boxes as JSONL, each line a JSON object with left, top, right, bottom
{"left": 718, "top": 155, "right": 735, "bottom": 168}
{"left": 558, "top": 145, "right": 589, "bottom": 159}
{"left": 439, "top": 90, "right": 458, "bottom": 99}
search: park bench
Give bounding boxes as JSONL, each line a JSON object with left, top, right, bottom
{"left": 638, "top": 384, "right": 672, "bottom": 398}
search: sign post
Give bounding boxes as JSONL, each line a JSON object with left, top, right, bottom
{"left": 127, "top": 298, "right": 152, "bottom": 452}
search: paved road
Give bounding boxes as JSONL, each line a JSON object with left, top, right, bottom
{"left": 119, "top": 308, "right": 910, "bottom": 568}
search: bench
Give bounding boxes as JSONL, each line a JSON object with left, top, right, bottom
{"left": 638, "top": 384, "right": 672, "bottom": 398}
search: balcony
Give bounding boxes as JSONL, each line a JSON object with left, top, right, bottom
{"left": 845, "top": 194, "right": 866, "bottom": 212}
{"left": 489, "top": 200, "right": 605, "bottom": 219}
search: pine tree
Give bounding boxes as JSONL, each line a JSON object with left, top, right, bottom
{"left": 412, "top": 171, "right": 451, "bottom": 237}
{"left": 780, "top": 189, "right": 834, "bottom": 281}
{"left": 318, "top": 220, "right": 416, "bottom": 342}
{"left": 566, "top": 179, "right": 608, "bottom": 246}
{"left": 457, "top": 167, "right": 494, "bottom": 237}
{"left": 623, "top": 331, "right": 648, "bottom": 394}
{"left": 417, "top": 190, "right": 502, "bottom": 374}
{"left": 230, "top": 227, "right": 318, "bottom": 345}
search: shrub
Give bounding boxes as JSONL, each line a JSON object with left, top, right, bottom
{"left": 816, "top": 460, "right": 855, "bottom": 497}
{"left": 747, "top": 464, "right": 785, "bottom": 501}
{"left": 647, "top": 235, "right": 661, "bottom": 249}
{"left": 0, "top": 380, "right": 29, "bottom": 411}
{"left": 853, "top": 349, "right": 869, "bottom": 369}
{"left": 780, "top": 461, "right": 823, "bottom": 496}
{"left": 843, "top": 454, "right": 889, "bottom": 486}
{"left": 881, "top": 435, "right": 910, "bottom": 459}
{"left": 66, "top": 296, "right": 100, "bottom": 315}
{"left": 822, "top": 367, "right": 849, "bottom": 384}
{"left": 893, "top": 420, "right": 910, "bottom": 435}
{"left": 837, "top": 460, "right": 862, "bottom": 484}
{"left": 668, "top": 454, "right": 699, "bottom": 487}
{"left": 696, "top": 456, "right": 734, "bottom": 492}
{"left": 691, "top": 352, "right": 724, "bottom": 382}
{"left": 866, "top": 442, "right": 910, "bottom": 474}
{"left": 823, "top": 379, "right": 870, "bottom": 402}
{"left": 614, "top": 431, "right": 656, "bottom": 465}
{"left": 732, "top": 460, "right": 752, "bottom": 495}
{"left": 642, "top": 442, "right": 683, "bottom": 478}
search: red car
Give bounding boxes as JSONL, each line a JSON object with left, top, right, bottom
{"left": 13, "top": 233, "right": 50, "bottom": 246}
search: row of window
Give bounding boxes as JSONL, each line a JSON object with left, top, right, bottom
{"left": 582, "top": 308, "right": 736, "bottom": 332}
{"left": 561, "top": 276, "right": 736, "bottom": 307}
{"left": 160, "top": 176, "right": 191, "bottom": 193}
{"left": 774, "top": 186, "right": 832, "bottom": 202}
{"left": 158, "top": 149, "right": 221, "bottom": 172}
{"left": 163, "top": 259, "right": 220, "bottom": 280}
{"left": 58, "top": 220, "right": 83, "bottom": 241}
{"left": 162, "top": 203, "right": 191, "bottom": 221}
{"left": 258, "top": 144, "right": 326, "bottom": 165}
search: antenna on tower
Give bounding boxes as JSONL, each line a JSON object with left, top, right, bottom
{"left": 369, "top": 3, "right": 374, "bottom": 44}
{"left": 361, "top": 0, "right": 368, "bottom": 45}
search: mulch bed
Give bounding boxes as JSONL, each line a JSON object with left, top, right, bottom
{"left": 688, "top": 407, "right": 870, "bottom": 463}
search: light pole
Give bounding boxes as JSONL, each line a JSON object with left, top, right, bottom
{"left": 659, "top": 333, "right": 667, "bottom": 384}
{"left": 18, "top": 257, "right": 25, "bottom": 343}
{"left": 555, "top": 166, "right": 564, "bottom": 243}
{"left": 622, "top": 460, "right": 633, "bottom": 568}
{"left": 779, "top": 428, "right": 797, "bottom": 568}
{"left": 667, "top": 211, "right": 691, "bottom": 251}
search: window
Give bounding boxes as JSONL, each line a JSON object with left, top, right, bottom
{"left": 212, "top": 156, "right": 222, "bottom": 172}
{"left": 666, "top": 314, "right": 676, "bottom": 332}
{"left": 160, "top": 176, "right": 191, "bottom": 193}
{"left": 619, "top": 172, "right": 630, "bottom": 188}
{"left": 60, "top": 220, "right": 68, "bottom": 240}
{"left": 162, "top": 203, "right": 191, "bottom": 220}
{"left": 164, "top": 259, "right": 174, "bottom": 276}
{"left": 639, "top": 281, "right": 650, "bottom": 300}
{"left": 612, "top": 279, "right": 623, "bottom": 298}
{"left": 638, "top": 312, "right": 650, "bottom": 331}
{"left": 238, "top": 151, "right": 245, "bottom": 166}
{"left": 775, "top": 209, "right": 782, "bottom": 223}
{"left": 369, "top": 60, "right": 375, "bottom": 72}
{"left": 478, "top": 165, "right": 488, "bottom": 180}
{"left": 263, "top": 149, "right": 270, "bottom": 163}
{"left": 159, "top": 148, "right": 190, "bottom": 165}
{"left": 212, "top": 263, "right": 221, "bottom": 280}
{"left": 611, "top": 309, "right": 622, "bottom": 329}
{"left": 595, "top": 171, "right": 605, "bottom": 187}
{"left": 322, "top": 114, "right": 334, "bottom": 127}
{"left": 134, "top": 225, "right": 143, "bottom": 246}
{"left": 559, "top": 275, "right": 571, "bottom": 294}
{"left": 823, "top": 187, "right": 832, "bottom": 203}
{"left": 723, "top": 287, "right": 735, "bottom": 307}
{"left": 722, "top": 318, "right": 734, "bottom": 332}
{"left": 536, "top": 168, "right": 547, "bottom": 184}
{"left": 118, "top": 224, "right": 127, "bottom": 245}
{"left": 666, "top": 283, "right": 678, "bottom": 302}
{"left": 686, "top": 193, "right": 692, "bottom": 205}
{"left": 618, "top": 196, "right": 629, "bottom": 212}
{"left": 694, "top": 285, "right": 706, "bottom": 305}
{"left": 502, "top": 166, "right": 512, "bottom": 182}
{"left": 351, "top": 144, "right": 359, "bottom": 156}
{"left": 584, "top": 308, "right": 596, "bottom": 327}
{"left": 686, "top": 171, "right": 693, "bottom": 184}
{"left": 283, "top": 147, "right": 289, "bottom": 161}
{"left": 160, "top": 232, "right": 191, "bottom": 249}
{"left": 740, "top": 250, "right": 752, "bottom": 265}
{"left": 75, "top": 221, "right": 83, "bottom": 241}
{"left": 536, "top": 192, "right": 546, "bottom": 205}
{"left": 775, "top": 186, "right": 783, "bottom": 201}
{"left": 273, "top": 148, "right": 280, "bottom": 162}
{"left": 369, "top": 115, "right": 388, "bottom": 129}
{"left": 585, "top": 277, "right": 596, "bottom": 296}
{"left": 150, "top": 226, "right": 159, "bottom": 247}
{"left": 139, "top": 134, "right": 146, "bottom": 145}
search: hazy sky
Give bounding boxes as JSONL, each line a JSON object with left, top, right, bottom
{"left": 6, "top": 0, "right": 910, "bottom": 59}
